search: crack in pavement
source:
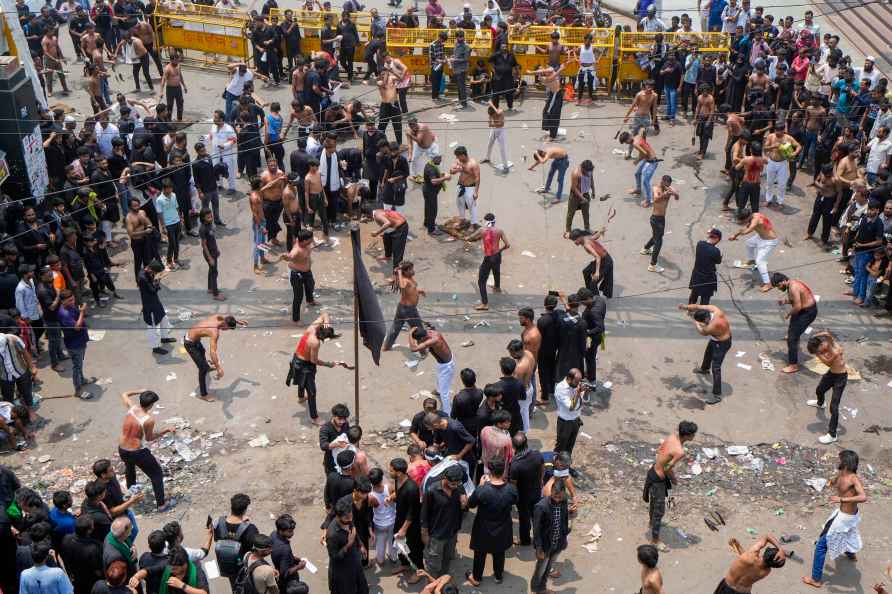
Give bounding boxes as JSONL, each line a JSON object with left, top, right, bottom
{"left": 719, "top": 271, "right": 767, "bottom": 345}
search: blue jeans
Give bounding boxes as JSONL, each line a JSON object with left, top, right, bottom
{"left": 545, "top": 156, "right": 570, "bottom": 201}
{"left": 126, "top": 509, "right": 139, "bottom": 545}
{"left": 811, "top": 534, "right": 828, "bottom": 581}
{"left": 664, "top": 86, "right": 678, "bottom": 120}
{"left": 68, "top": 346, "right": 86, "bottom": 391}
{"left": 253, "top": 221, "right": 266, "bottom": 268}
{"left": 799, "top": 130, "right": 818, "bottom": 168}
{"left": 635, "top": 160, "right": 659, "bottom": 205}
{"left": 852, "top": 250, "right": 873, "bottom": 301}
{"left": 224, "top": 91, "right": 237, "bottom": 122}
{"left": 866, "top": 172, "right": 878, "bottom": 186}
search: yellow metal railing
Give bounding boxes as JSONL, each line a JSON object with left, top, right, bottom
{"left": 617, "top": 31, "right": 730, "bottom": 84}
{"left": 152, "top": 6, "right": 250, "bottom": 66}
{"left": 386, "top": 27, "right": 493, "bottom": 52}
{"left": 508, "top": 26, "right": 613, "bottom": 48}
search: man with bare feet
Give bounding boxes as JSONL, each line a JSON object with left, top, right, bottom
{"left": 640, "top": 175, "right": 679, "bottom": 273}
{"left": 721, "top": 105, "right": 745, "bottom": 175}
{"left": 410, "top": 327, "right": 455, "bottom": 415}
{"left": 118, "top": 389, "right": 173, "bottom": 511}
{"left": 806, "top": 331, "right": 849, "bottom": 445}
{"left": 694, "top": 84, "right": 716, "bottom": 159}
{"left": 383, "top": 261, "right": 425, "bottom": 351}
{"left": 249, "top": 178, "right": 268, "bottom": 274}
{"left": 569, "top": 229, "right": 613, "bottom": 298}
{"left": 619, "top": 131, "right": 660, "bottom": 207}
{"left": 42, "top": 26, "right": 70, "bottom": 97}
{"left": 159, "top": 52, "right": 187, "bottom": 121}
{"left": 466, "top": 212, "right": 510, "bottom": 311}
{"left": 304, "top": 158, "right": 331, "bottom": 244}
{"left": 679, "top": 303, "right": 732, "bottom": 403}
{"left": 450, "top": 146, "right": 481, "bottom": 228}
{"left": 260, "top": 158, "right": 288, "bottom": 246}
{"left": 623, "top": 79, "right": 658, "bottom": 148}
{"left": 528, "top": 61, "right": 568, "bottom": 141}
{"left": 762, "top": 121, "right": 801, "bottom": 208}
{"left": 734, "top": 141, "right": 767, "bottom": 214}
{"left": 643, "top": 421, "right": 697, "bottom": 550}
{"left": 637, "top": 544, "right": 665, "bottom": 594}
{"left": 729, "top": 209, "right": 779, "bottom": 292}
{"left": 507, "top": 339, "right": 535, "bottom": 434}
{"left": 371, "top": 208, "right": 409, "bottom": 271}
{"left": 518, "top": 307, "right": 541, "bottom": 402}
{"left": 770, "top": 273, "right": 817, "bottom": 373}
{"left": 281, "top": 229, "right": 318, "bottom": 324}
{"left": 377, "top": 63, "right": 402, "bottom": 143}
{"left": 183, "top": 315, "right": 247, "bottom": 402}
{"left": 407, "top": 117, "right": 438, "bottom": 183}
{"left": 529, "top": 146, "right": 570, "bottom": 205}
{"left": 718, "top": 534, "right": 786, "bottom": 593}
{"left": 803, "top": 449, "right": 866, "bottom": 588}
{"left": 288, "top": 312, "right": 352, "bottom": 425}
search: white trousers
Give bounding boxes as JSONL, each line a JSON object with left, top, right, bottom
{"left": 212, "top": 148, "right": 237, "bottom": 191}
{"left": 410, "top": 142, "right": 439, "bottom": 176}
{"left": 485, "top": 128, "right": 508, "bottom": 167}
{"left": 373, "top": 522, "right": 397, "bottom": 564}
{"left": 519, "top": 382, "right": 533, "bottom": 433}
{"left": 456, "top": 185, "right": 479, "bottom": 225}
{"left": 437, "top": 358, "right": 456, "bottom": 415}
{"left": 764, "top": 159, "right": 789, "bottom": 205}
{"left": 146, "top": 316, "right": 171, "bottom": 349}
{"left": 746, "top": 235, "right": 778, "bottom": 283}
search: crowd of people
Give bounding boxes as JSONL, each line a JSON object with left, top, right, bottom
{"left": 1, "top": 0, "right": 891, "bottom": 593}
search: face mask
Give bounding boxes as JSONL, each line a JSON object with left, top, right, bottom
{"left": 552, "top": 468, "right": 570, "bottom": 478}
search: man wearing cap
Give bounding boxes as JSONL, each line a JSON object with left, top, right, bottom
{"left": 856, "top": 56, "right": 881, "bottom": 91}
{"left": 689, "top": 229, "right": 723, "bottom": 305}
{"left": 640, "top": 4, "right": 666, "bottom": 32}
{"left": 241, "top": 534, "right": 278, "bottom": 594}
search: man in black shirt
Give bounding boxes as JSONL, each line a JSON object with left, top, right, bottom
{"left": 68, "top": 6, "right": 90, "bottom": 60}
{"left": 579, "top": 288, "right": 606, "bottom": 383}
{"left": 130, "top": 546, "right": 209, "bottom": 594}
{"left": 535, "top": 294, "right": 561, "bottom": 404}
{"left": 852, "top": 200, "right": 885, "bottom": 305}
{"left": 61, "top": 515, "right": 104, "bottom": 594}
{"left": 270, "top": 514, "right": 307, "bottom": 592}
{"left": 326, "top": 498, "right": 368, "bottom": 594}
{"left": 280, "top": 11, "right": 302, "bottom": 73}
{"left": 390, "top": 457, "right": 423, "bottom": 578}
{"left": 509, "top": 432, "right": 544, "bottom": 547}
{"left": 476, "top": 382, "right": 503, "bottom": 437}
{"left": 555, "top": 294, "right": 586, "bottom": 381}
{"left": 0, "top": 261, "right": 16, "bottom": 310}
{"left": 198, "top": 209, "right": 224, "bottom": 301}
{"left": 381, "top": 141, "right": 410, "bottom": 211}
{"left": 489, "top": 44, "right": 519, "bottom": 110}
{"left": 60, "top": 229, "right": 87, "bottom": 305}
{"left": 689, "top": 228, "right": 723, "bottom": 305}
{"left": 319, "top": 403, "right": 351, "bottom": 474}
{"left": 410, "top": 398, "right": 444, "bottom": 449}
{"left": 214, "top": 493, "right": 259, "bottom": 589}
{"left": 497, "top": 357, "right": 524, "bottom": 435}
{"left": 81, "top": 481, "right": 112, "bottom": 542}
{"left": 424, "top": 412, "right": 476, "bottom": 466}
{"left": 191, "top": 143, "right": 223, "bottom": 226}
{"left": 337, "top": 12, "right": 360, "bottom": 82}
{"left": 253, "top": 18, "right": 280, "bottom": 84}
{"left": 659, "top": 52, "right": 683, "bottom": 125}
{"left": 137, "top": 260, "right": 175, "bottom": 355}
{"left": 361, "top": 122, "right": 386, "bottom": 204}
{"left": 450, "top": 368, "right": 483, "bottom": 437}
{"left": 237, "top": 112, "right": 263, "bottom": 180}
{"left": 420, "top": 465, "right": 465, "bottom": 577}
{"left": 36, "top": 266, "right": 66, "bottom": 370}
{"left": 422, "top": 150, "right": 447, "bottom": 234}
{"left": 324, "top": 450, "right": 357, "bottom": 511}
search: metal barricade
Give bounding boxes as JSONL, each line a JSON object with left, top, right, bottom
{"left": 385, "top": 28, "right": 493, "bottom": 75}
{"left": 616, "top": 31, "right": 730, "bottom": 86}
{"left": 152, "top": 5, "right": 250, "bottom": 69}
{"left": 508, "top": 26, "right": 614, "bottom": 79}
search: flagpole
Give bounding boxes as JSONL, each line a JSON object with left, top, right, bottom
{"left": 352, "top": 222, "right": 360, "bottom": 424}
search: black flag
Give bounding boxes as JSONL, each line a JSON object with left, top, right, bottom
{"left": 351, "top": 226, "right": 386, "bottom": 365}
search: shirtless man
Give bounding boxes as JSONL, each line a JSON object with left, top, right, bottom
{"left": 183, "top": 315, "right": 247, "bottom": 401}
{"left": 80, "top": 23, "right": 101, "bottom": 58}
{"left": 529, "top": 145, "right": 570, "bottom": 204}
{"left": 507, "top": 338, "right": 535, "bottom": 433}
{"left": 450, "top": 145, "right": 481, "bottom": 227}
{"left": 734, "top": 141, "right": 767, "bottom": 214}
{"left": 518, "top": 306, "right": 541, "bottom": 366}
{"left": 288, "top": 312, "right": 351, "bottom": 425}
{"left": 84, "top": 63, "right": 109, "bottom": 114}
{"left": 679, "top": 303, "right": 732, "bottom": 403}
{"left": 42, "top": 27, "right": 70, "bottom": 96}
{"left": 383, "top": 261, "right": 425, "bottom": 351}
{"left": 248, "top": 179, "right": 267, "bottom": 274}
{"left": 259, "top": 158, "right": 287, "bottom": 246}
{"left": 719, "top": 535, "right": 786, "bottom": 594}
{"left": 805, "top": 331, "right": 849, "bottom": 445}
{"left": 159, "top": 53, "right": 187, "bottom": 121}
{"left": 729, "top": 209, "right": 779, "bottom": 291}
{"left": 118, "top": 389, "right": 173, "bottom": 511}
{"left": 376, "top": 66, "right": 402, "bottom": 144}
{"left": 619, "top": 131, "right": 660, "bottom": 207}
{"left": 465, "top": 212, "right": 509, "bottom": 310}
{"left": 115, "top": 31, "right": 153, "bottom": 93}
{"left": 802, "top": 96, "right": 826, "bottom": 172}
{"left": 770, "top": 273, "right": 818, "bottom": 373}
{"left": 410, "top": 327, "right": 455, "bottom": 415}
{"left": 565, "top": 160, "right": 593, "bottom": 234}
{"left": 125, "top": 196, "right": 156, "bottom": 281}
{"left": 721, "top": 105, "right": 745, "bottom": 175}
{"left": 280, "top": 229, "right": 318, "bottom": 324}
{"left": 282, "top": 175, "right": 302, "bottom": 251}
{"left": 744, "top": 64, "right": 771, "bottom": 109}
{"left": 527, "top": 62, "right": 568, "bottom": 140}
{"left": 407, "top": 118, "right": 438, "bottom": 182}
{"left": 643, "top": 421, "right": 697, "bottom": 549}
{"left": 803, "top": 449, "right": 866, "bottom": 586}
{"left": 371, "top": 208, "right": 409, "bottom": 271}
{"left": 131, "top": 19, "right": 163, "bottom": 77}
{"left": 832, "top": 143, "right": 859, "bottom": 219}
{"left": 694, "top": 84, "right": 716, "bottom": 159}
{"left": 624, "top": 79, "right": 658, "bottom": 141}
{"left": 304, "top": 158, "right": 330, "bottom": 243}
{"left": 569, "top": 228, "right": 613, "bottom": 298}
{"left": 637, "top": 545, "right": 665, "bottom": 594}
{"left": 762, "top": 120, "right": 801, "bottom": 207}
{"left": 641, "top": 175, "right": 679, "bottom": 273}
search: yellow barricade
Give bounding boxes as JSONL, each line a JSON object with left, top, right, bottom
{"left": 266, "top": 9, "right": 371, "bottom": 36}
{"left": 152, "top": 5, "right": 250, "bottom": 67}
{"left": 508, "top": 26, "right": 614, "bottom": 79}
{"left": 386, "top": 28, "right": 493, "bottom": 53}
{"left": 617, "top": 31, "right": 730, "bottom": 84}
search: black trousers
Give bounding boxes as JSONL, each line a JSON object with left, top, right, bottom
{"left": 339, "top": 48, "right": 355, "bottom": 81}
{"left": 538, "top": 349, "right": 557, "bottom": 399}
{"left": 263, "top": 200, "right": 283, "bottom": 239}
{"left": 688, "top": 288, "right": 713, "bottom": 305}
{"left": 583, "top": 255, "right": 613, "bottom": 298}
{"left": 454, "top": 71, "right": 468, "bottom": 106}
{"left": 644, "top": 215, "right": 665, "bottom": 266}
{"left": 1, "top": 374, "right": 33, "bottom": 408}
{"left": 378, "top": 102, "right": 403, "bottom": 144}
{"left": 324, "top": 187, "right": 340, "bottom": 226}
{"left": 118, "top": 446, "right": 165, "bottom": 506}
{"left": 816, "top": 371, "right": 847, "bottom": 437}
{"left": 472, "top": 549, "right": 505, "bottom": 582}
{"left": 398, "top": 525, "right": 424, "bottom": 569}
{"left": 289, "top": 269, "right": 315, "bottom": 322}
{"left": 478, "top": 253, "right": 501, "bottom": 305}
{"left": 787, "top": 305, "right": 817, "bottom": 365}
{"left": 736, "top": 180, "right": 760, "bottom": 214}
{"left": 491, "top": 76, "right": 514, "bottom": 109}
{"left": 145, "top": 42, "right": 164, "bottom": 76}
{"left": 382, "top": 223, "right": 408, "bottom": 270}
{"left": 132, "top": 54, "right": 153, "bottom": 90}
{"left": 584, "top": 334, "right": 600, "bottom": 382}
{"left": 165, "top": 85, "right": 184, "bottom": 120}
{"left": 807, "top": 194, "right": 835, "bottom": 244}
{"left": 165, "top": 222, "right": 181, "bottom": 264}
{"left": 206, "top": 255, "right": 219, "bottom": 296}
{"left": 723, "top": 169, "right": 741, "bottom": 207}
{"left": 131, "top": 239, "right": 150, "bottom": 282}
{"left": 422, "top": 189, "right": 438, "bottom": 232}
{"left": 680, "top": 81, "right": 697, "bottom": 114}
{"left": 384, "top": 303, "right": 423, "bottom": 349}
{"left": 267, "top": 141, "right": 285, "bottom": 166}
{"left": 184, "top": 338, "right": 211, "bottom": 396}
{"left": 430, "top": 67, "right": 443, "bottom": 100}
{"left": 517, "top": 495, "right": 535, "bottom": 545}
{"left": 647, "top": 478, "right": 667, "bottom": 541}
{"left": 555, "top": 417, "right": 581, "bottom": 455}
{"left": 306, "top": 193, "right": 329, "bottom": 236}
{"left": 88, "top": 270, "right": 116, "bottom": 302}
{"left": 542, "top": 89, "right": 564, "bottom": 139}
{"left": 700, "top": 337, "right": 732, "bottom": 396}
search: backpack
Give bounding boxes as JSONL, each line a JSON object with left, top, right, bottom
{"left": 233, "top": 558, "right": 267, "bottom": 594}
{"left": 213, "top": 517, "right": 250, "bottom": 577}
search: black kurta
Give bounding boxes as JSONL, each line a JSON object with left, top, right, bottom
{"left": 326, "top": 518, "right": 369, "bottom": 594}
{"left": 555, "top": 310, "right": 587, "bottom": 379}
{"left": 468, "top": 481, "right": 518, "bottom": 553}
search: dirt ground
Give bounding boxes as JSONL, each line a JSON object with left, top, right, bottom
{"left": 7, "top": 1, "right": 892, "bottom": 592}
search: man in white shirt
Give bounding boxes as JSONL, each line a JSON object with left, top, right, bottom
{"left": 855, "top": 56, "right": 881, "bottom": 92}
{"left": 209, "top": 109, "right": 237, "bottom": 192}
{"left": 94, "top": 113, "right": 120, "bottom": 158}
{"left": 223, "top": 61, "right": 255, "bottom": 119}
{"left": 640, "top": 5, "right": 665, "bottom": 32}
{"left": 720, "top": 0, "right": 741, "bottom": 34}
{"left": 866, "top": 126, "right": 892, "bottom": 186}
{"left": 554, "top": 368, "right": 583, "bottom": 455}
{"left": 15, "top": 265, "right": 41, "bottom": 340}
{"left": 870, "top": 100, "right": 892, "bottom": 140}
{"left": 736, "top": 0, "right": 751, "bottom": 30}
{"left": 319, "top": 132, "right": 343, "bottom": 229}
{"left": 0, "top": 332, "right": 37, "bottom": 420}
